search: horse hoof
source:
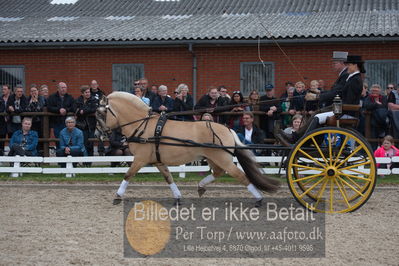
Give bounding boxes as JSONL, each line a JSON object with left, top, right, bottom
{"left": 113, "top": 194, "right": 122, "bottom": 205}
{"left": 255, "top": 199, "right": 263, "bottom": 208}
{"left": 173, "top": 198, "right": 182, "bottom": 206}
{"left": 198, "top": 187, "right": 206, "bottom": 197}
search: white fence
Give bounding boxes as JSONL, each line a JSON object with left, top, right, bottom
{"left": 0, "top": 156, "right": 394, "bottom": 178}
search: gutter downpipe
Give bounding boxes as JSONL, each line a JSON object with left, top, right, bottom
{"left": 188, "top": 43, "right": 197, "bottom": 104}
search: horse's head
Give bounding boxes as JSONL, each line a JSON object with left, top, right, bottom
{"left": 95, "top": 92, "right": 152, "bottom": 140}
{"left": 95, "top": 95, "right": 119, "bottom": 140}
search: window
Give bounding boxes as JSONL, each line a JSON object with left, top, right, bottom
{"left": 240, "top": 62, "right": 274, "bottom": 96}
{"left": 365, "top": 60, "right": 399, "bottom": 92}
{"left": 112, "top": 64, "right": 144, "bottom": 92}
{"left": 0, "top": 65, "right": 25, "bottom": 91}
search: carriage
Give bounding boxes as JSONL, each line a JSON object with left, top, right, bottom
{"left": 96, "top": 92, "right": 376, "bottom": 214}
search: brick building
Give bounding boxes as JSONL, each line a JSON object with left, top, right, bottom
{"left": 0, "top": 0, "right": 398, "bottom": 99}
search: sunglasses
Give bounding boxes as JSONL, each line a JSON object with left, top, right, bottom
{"left": 387, "top": 87, "right": 394, "bottom": 89}
{"left": 134, "top": 83, "right": 140, "bottom": 85}
{"left": 233, "top": 91, "right": 241, "bottom": 94}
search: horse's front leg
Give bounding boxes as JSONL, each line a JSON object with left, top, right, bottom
{"left": 113, "top": 159, "right": 145, "bottom": 205}
{"left": 156, "top": 164, "right": 182, "bottom": 206}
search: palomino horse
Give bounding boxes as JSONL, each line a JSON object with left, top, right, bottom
{"left": 96, "top": 92, "right": 279, "bottom": 206}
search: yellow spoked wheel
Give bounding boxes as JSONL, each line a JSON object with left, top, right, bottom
{"left": 287, "top": 127, "right": 376, "bottom": 213}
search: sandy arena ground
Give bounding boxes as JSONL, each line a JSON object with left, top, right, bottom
{"left": 0, "top": 182, "right": 398, "bottom": 265}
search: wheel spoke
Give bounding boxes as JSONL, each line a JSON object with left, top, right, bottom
{"left": 299, "top": 177, "right": 326, "bottom": 198}
{"left": 293, "top": 173, "right": 324, "bottom": 183}
{"left": 313, "top": 178, "right": 329, "bottom": 210}
{"left": 311, "top": 136, "right": 328, "bottom": 164}
{"left": 337, "top": 176, "right": 364, "bottom": 197}
{"left": 339, "top": 161, "right": 371, "bottom": 171}
{"left": 329, "top": 178, "right": 334, "bottom": 212}
{"left": 335, "top": 145, "right": 363, "bottom": 168}
{"left": 328, "top": 133, "right": 333, "bottom": 163}
{"left": 334, "top": 178, "right": 351, "bottom": 208}
{"left": 292, "top": 164, "right": 324, "bottom": 171}
{"left": 297, "top": 149, "right": 326, "bottom": 168}
{"left": 346, "top": 168, "right": 371, "bottom": 177}
{"left": 337, "top": 171, "right": 372, "bottom": 182}
{"left": 333, "top": 135, "right": 349, "bottom": 166}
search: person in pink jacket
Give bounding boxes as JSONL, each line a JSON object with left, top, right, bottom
{"left": 374, "top": 135, "right": 399, "bottom": 169}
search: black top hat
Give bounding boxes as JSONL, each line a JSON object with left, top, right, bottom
{"left": 345, "top": 55, "right": 364, "bottom": 64}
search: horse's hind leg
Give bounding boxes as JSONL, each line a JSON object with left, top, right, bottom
{"left": 114, "top": 159, "right": 146, "bottom": 205}
{"left": 206, "top": 155, "right": 263, "bottom": 205}
{"left": 156, "top": 164, "right": 182, "bottom": 205}
{"left": 198, "top": 159, "right": 224, "bottom": 197}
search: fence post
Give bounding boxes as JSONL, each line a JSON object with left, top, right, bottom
{"left": 179, "top": 164, "right": 186, "bottom": 178}
{"left": 11, "top": 155, "right": 20, "bottom": 177}
{"left": 66, "top": 155, "right": 74, "bottom": 178}
{"left": 42, "top": 108, "right": 50, "bottom": 157}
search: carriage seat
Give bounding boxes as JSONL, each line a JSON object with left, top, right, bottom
{"left": 326, "top": 104, "right": 361, "bottom": 128}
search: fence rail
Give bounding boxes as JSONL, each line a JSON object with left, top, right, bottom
{"left": 0, "top": 156, "right": 392, "bottom": 178}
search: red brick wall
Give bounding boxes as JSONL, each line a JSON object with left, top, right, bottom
{"left": 0, "top": 41, "right": 398, "bottom": 98}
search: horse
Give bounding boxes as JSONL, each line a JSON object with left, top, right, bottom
{"left": 96, "top": 91, "right": 279, "bottom": 206}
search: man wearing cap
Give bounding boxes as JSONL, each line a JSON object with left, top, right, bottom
{"left": 277, "top": 54, "right": 365, "bottom": 144}
{"left": 259, "top": 84, "right": 281, "bottom": 139}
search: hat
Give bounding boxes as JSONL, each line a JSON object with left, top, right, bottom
{"left": 264, "top": 84, "right": 274, "bottom": 91}
{"left": 332, "top": 51, "right": 348, "bottom": 61}
{"left": 345, "top": 55, "right": 364, "bottom": 64}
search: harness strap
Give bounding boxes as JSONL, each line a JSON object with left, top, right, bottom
{"left": 153, "top": 112, "right": 168, "bottom": 162}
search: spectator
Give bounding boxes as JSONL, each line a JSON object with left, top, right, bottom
{"left": 364, "top": 84, "right": 388, "bottom": 140}
{"left": 75, "top": 85, "right": 97, "bottom": 159}
{"left": 195, "top": 86, "right": 228, "bottom": 124}
{"left": 0, "top": 84, "right": 13, "bottom": 155}
{"left": 285, "top": 81, "right": 294, "bottom": 90}
{"left": 151, "top": 85, "right": 174, "bottom": 113}
{"left": 218, "top": 85, "right": 230, "bottom": 104}
{"left": 133, "top": 80, "right": 140, "bottom": 87}
{"left": 292, "top": 81, "right": 306, "bottom": 112}
{"left": 139, "top": 78, "right": 156, "bottom": 103}
{"left": 56, "top": 116, "right": 86, "bottom": 167}
{"left": 8, "top": 117, "right": 38, "bottom": 156}
{"left": 7, "top": 84, "right": 28, "bottom": 134}
{"left": 228, "top": 91, "right": 249, "bottom": 130}
{"left": 386, "top": 83, "right": 396, "bottom": 97}
{"left": 374, "top": 135, "right": 399, "bottom": 170}
{"left": 39, "top": 84, "right": 49, "bottom": 99}
{"left": 201, "top": 112, "right": 214, "bottom": 121}
{"left": 259, "top": 84, "right": 281, "bottom": 138}
{"left": 90, "top": 80, "right": 105, "bottom": 105}
{"left": 358, "top": 83, "right": 369, "bottom": 135}
{"left": 173, "top": 83, "right": 194, "bottom": 121}
{"left": 305, "top": 80, "right": 321, "bottom": 115}
{"left": 318, "top": 79, "right": 326, "bottom": 91}
{"left": 105, "top": 128, "right": 132, "bottom": 167}
{"left": 133, "top": 86, "right": 150, "bottom": 105}
{"left": 236, "top": 111, "right": 265, "bottom": 155}
{"left": 280, "top": 86, "right": 296, "bottom": 128}
{"left": 25, "top": 84, "right": 46, "bottom": 152}
{"left": 47, "top": 82, "right": 75, "bottom": 139}
{"left": 388, "top": 83, "right": 399, "bottom": 138}
{"left": 150, "top": 85, "right": 158, "bottom": 95}
{"left": 246, "top": 90, "right": 260, "bottom": 127}
{"left": 283, "top": 114, "right": 303, "bottom": 143}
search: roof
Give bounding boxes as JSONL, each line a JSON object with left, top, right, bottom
{"left": 0, "top": 0, "right": 398, "bottom": 45}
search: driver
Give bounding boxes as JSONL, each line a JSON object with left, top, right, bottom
{"left": 277, "top": 54, "right": 365, "bottom": 144}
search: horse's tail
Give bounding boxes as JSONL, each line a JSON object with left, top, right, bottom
{"left": 230, "top": 129, "right": 280, "bottom": 193}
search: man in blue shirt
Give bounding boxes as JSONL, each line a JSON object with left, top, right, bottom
{"left": 56, "top": 117, "right": 86, "bottom": 167}
{"left": 8, "top": 117, "right": 38, "bottom": 156}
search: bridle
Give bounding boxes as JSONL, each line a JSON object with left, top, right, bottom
{"left": 95, "top": 96, "right": 156, "bottom": 140}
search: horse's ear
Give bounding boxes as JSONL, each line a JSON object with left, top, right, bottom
{"left": 99, "top": 95, "right": 108, "bottom": 106}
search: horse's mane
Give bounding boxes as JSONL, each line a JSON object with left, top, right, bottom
{"left": 108, "top": 91, "right": 151, "bottom": 112}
